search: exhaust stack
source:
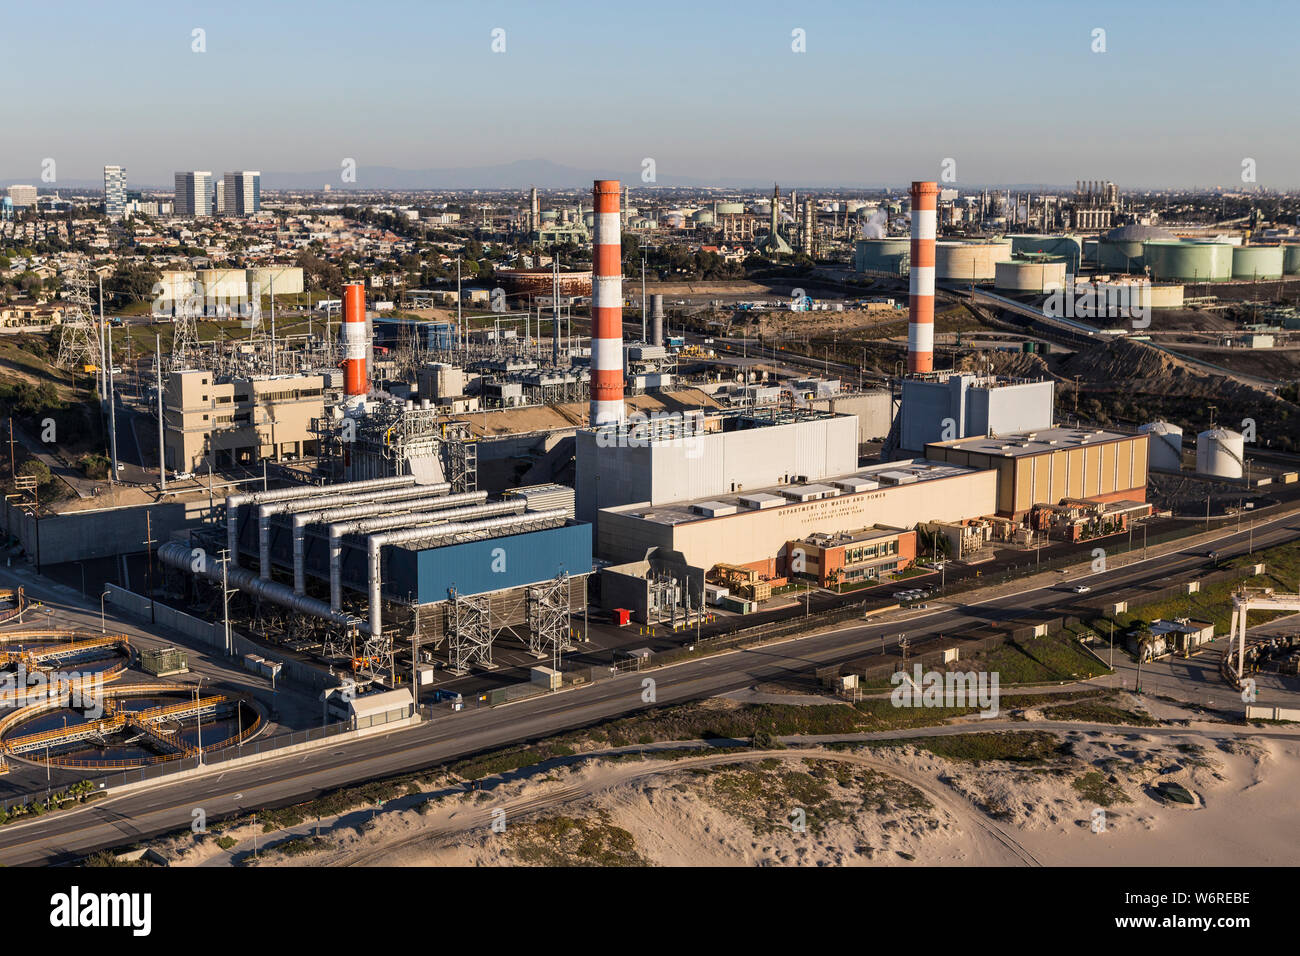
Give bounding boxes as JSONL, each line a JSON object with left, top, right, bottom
{"left": 908, "top": 180, "right": 938, "bottom": 374}
{"left": 590, "top": 179, "right": 625, "bottom": 426}
{"left": 342, "top": 282, "right": 368, "bottom": 397}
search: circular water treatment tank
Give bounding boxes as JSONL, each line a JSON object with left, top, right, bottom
{"left": 1196, "top": 428, "right": 1245, "bottom": 479}
{"left": 935, "top": 239, "right": 1013, "bottom": 282}
{"left": 1139, "top": 421, "right": 1183, "bottom": 471}
{"left": 1231, "top": 245, "right": 1285, "bottom": 280}
{"left": 1143, "top": 241, "right": 1233, "bottom": 282}
{"left": 994, "top": 259, "right": 1067, "bottom": 293}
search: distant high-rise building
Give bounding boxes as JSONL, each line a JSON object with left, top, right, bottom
{"left": 214, "top": 179, "right": 225, "bottom": 214}
{"left": 103, "top": 165, "right": 127, "bottom": 219}
{"left": 222, "top": 171, "right": 261, "bottom": 217}
{"left": 173, "top": 171, "right": 212, "bottom": 217}
{"left": 7, "top": 185, "right": 37, "bottom": 208}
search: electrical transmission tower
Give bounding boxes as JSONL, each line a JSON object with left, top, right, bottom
{"left": 55, "top": 255, "right": 104, "bottom": 372}
{"left": 170, "top": 280, "right": 203, "bottom": 371}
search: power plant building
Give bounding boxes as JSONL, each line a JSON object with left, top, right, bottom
{"left": 575, "top": 410, "right": 860, "bottom": 530}
{"left": 897, "top": 374, "right": 1055, "bottom": 452}
{"left": 596, "top": 458, "right": 997, "bottom": 575}
{"left": 163, "top": 368, "right": 325, "bottom": 473}
{"left": 924, "top": 427, "right": 1150, "bottom": 518}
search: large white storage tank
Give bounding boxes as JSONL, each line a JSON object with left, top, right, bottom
{"left": 1195, "top": 428, "right": 1245, "bottom": 479}
{"left": 1139, "top": 421, "right": 1183, "bottom": 471}
{"left": 935, "top": 239, "right": 1013, "bottom": 282}
{"left": 994, "top": 259, "right": 1067, "bottom": 293}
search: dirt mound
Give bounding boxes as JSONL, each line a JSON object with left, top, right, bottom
{"left": 956, "top": 351, "right": 1050, "bottom": 379}
{"left": 1060, "top": 338, "right": 1280, "bottom": 405}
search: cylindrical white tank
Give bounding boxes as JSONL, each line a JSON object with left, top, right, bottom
{"left": 1139, "top": 421, "right": 1183, "bottom": 471}
{"left": 994, "top": 259, "right": 1067, "bottom": 293}
{"left": 1196, "top": 428, "right": 1245, "bottom": 479}
{"left": 935, "top": 239, "right": 1013, "bottom": 282}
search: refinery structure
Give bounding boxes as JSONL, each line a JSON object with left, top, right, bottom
{"left": 4, "top": 161, "right": 1300, "bottom": 854}
{"left": 15, "top": 175, "right": 1285, "bottom": 712}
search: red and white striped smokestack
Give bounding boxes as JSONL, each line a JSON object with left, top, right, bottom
{"left": 590, "top": 179, "right": 625, "bottom": 425}
{"left": 342, "top": 282, "right": 368, "bottom": 397}
{"left": 908, "top": 180, "right": 939, "bottom": 375}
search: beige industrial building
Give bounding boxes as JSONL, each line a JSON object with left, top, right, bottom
{"left": 597, "top": 458, "right": 997, "bottom": 576}
{"left": 163, "top": 369, "right": 325, "bottom": 473}
{"left": 924, "top": 427, "right": 1149, "bottom": 518}
{"left": 155, "top": 266, "right": 305, "bottom": 313}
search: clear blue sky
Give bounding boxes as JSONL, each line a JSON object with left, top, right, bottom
{"left": 6, "top": 0, "right": 1298, "bottom": 189}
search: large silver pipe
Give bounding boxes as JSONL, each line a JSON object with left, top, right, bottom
{"left": 328, "top": 498, "right": 520, "bottom": 611}
{"left": 365, "top": 509, "right": 568, "bottom": 637}
{"left": 288, "top": 486, "right": 469, "bottom": 595}
{"left": 225, "top": 475, "right": 417, "bottom": 569}
{"left": 159, "top": 540, "right": 357, "bottom": 629}
{"left": 255, "top": 482, "right": 453, "bottom": 586}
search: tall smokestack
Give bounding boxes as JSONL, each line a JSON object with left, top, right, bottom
{"left": 651, "top": 294, "right": 665, "bottom": 347}
{"left": 908, "top": 180, "right": 938, "bottom": 375}
{"left": 342, "top": 282, "right": 368, "bottom": 397}
{"left": 590, "top": 180, "right": 625, "bottom": 425}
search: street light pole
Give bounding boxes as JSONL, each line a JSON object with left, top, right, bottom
{"left": 194, "top": 677, "right": 205, "bottom": 765}
{"left": 99, "top": 590, "right": 109, "bottom": 634}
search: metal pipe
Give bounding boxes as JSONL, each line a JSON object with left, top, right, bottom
{"left": 258, "top": 481, "right": 453, "bottom": 583}
{"left": 225, "top": 475, "right": 416, "bottom": 569}
{"left": 365, "top": 508, "right": 568, "bottom": 637}
{"left": 159, "top": 540, "right": 357, "bottom": 629}
{"left": 328, "top": 498, "right": 519, "bottom": 611}
{"left": 288, "top": 486, "right": 470, "bottom": 595}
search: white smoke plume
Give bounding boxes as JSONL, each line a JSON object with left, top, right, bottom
{"left": 859, "top": 207, "right": 887, "bottom": 239}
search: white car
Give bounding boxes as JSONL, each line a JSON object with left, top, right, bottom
{"left": 1073, "top": 585, "right": 1091, "bottom": 594}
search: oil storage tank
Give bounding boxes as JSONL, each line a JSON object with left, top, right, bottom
{"left": 1282, "top": 241, "right": 1300, "bottom": 276}
{"left": 1139, "top": 421, "right": 1183, "bottom": 471}
{"left": 1232, "top": 245, "right": 1284, "bottom": 280}
{"left": 855, "top": 237, "right": 911, "bottom": 275}
{"left": 1143, "top": 241, "right": 1233, "bottom": 282}
{"left": 1196, "top": 428, "right": 1245, "bottom": 479}
{"left": 1098, "top": 224, "right": 1175, "bottom": 273}
{"left": 994, "top": 259, "right": 1067, "bottom": 293}
{"left": 1008, "top": 235, "right": 1082, "bottom": 272}
{"left": 935, "top": 239, "right": 1013, "bottom": 282}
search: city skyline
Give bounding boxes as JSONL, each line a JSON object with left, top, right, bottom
{"left": 3, "top": 0, "right": 1298, "bottom": 190}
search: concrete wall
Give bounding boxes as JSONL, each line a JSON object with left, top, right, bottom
{"left": 3, "top": 497, "right": 211, "bottom": 565}
{"left": 974, "top": 380, "right": 1055, "bottom": 437}
{"left": 105, "top": 584, "right": 337, "bottom": 691}
{"left": 808, "top": 390, "right": 893, "bottom": 444}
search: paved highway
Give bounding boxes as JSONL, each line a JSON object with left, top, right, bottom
{"left": 1, "top": 511, "right": 1296, "bottom": 865}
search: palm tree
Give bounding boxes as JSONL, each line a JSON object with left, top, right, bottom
{"left": 1134, "top": 622, "right": 1154, "bottom": 694}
